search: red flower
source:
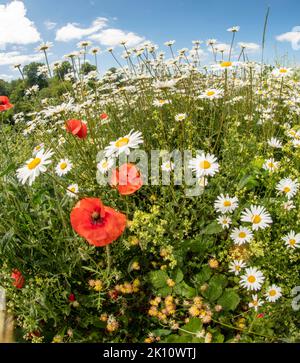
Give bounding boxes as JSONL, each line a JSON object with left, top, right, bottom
{"left": 100, "top": 113, "right": 108, "bottom": 120}
{"left": 70, "top": 198, "right": 126, "bottom": 247}
{"left": 68, "top": 293, "right": 76, "bottom": 302}
{"left": 110, "top": 163, "right": 143, "bottom": 195}
{"left": 257, "top": 313, "right": 265, "bottom": 319}
{"left": 0, "top": 96, "right": 13, "bottom": 112}
{"left": 66, "top": 119, "right": 87, "bottom": 139}
{"left": 11, "top": 269, "right": 25, "bottom": 289}
{"left": 108, "top": 289, "right": 119, "bottom": 300}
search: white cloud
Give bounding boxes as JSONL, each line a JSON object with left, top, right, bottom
{"left": 44, "top": 20, "right": 57, "bottom": 30}
{"left": 276, "top": 26, "right": 300, "bottom": 50}
{"left": 0, "top": 0, "right": 40, "bottom": 48}
{"left": 0, "top": 73, "right": 14, "bottom": 81}
{"left": 90, "top": 28, "right": 145, "bottom": 47}
{"left": 55, "top": 17, "right": 108, "bottom": 42}
{"left": 0, "top": 51, "right": 44, "bottom": 66}
{"left": 238, "top": 42, "right": 260, "bottom": 52}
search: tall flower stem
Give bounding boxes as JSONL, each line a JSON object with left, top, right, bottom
{"left": 43, "top": 50, "right": 52, "bottom": 78}
{"left": 106, "top": 245, "right": 111, "bottom": 273}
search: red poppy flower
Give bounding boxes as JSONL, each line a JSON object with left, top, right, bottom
{"left": 70, "top": 198, "right": 126, "bottom": 247}
{"left": 100, "top": 113, "right": 108, "bottom": 120}
{"left": 110, "top": 163, "right": 143, "bottom": 195}
{"left": 68, "top": 293, "right": 76, "bottom": 302}
{"left": 66, "top": 119, "right": 87, "bottom": 139}
{"left": 11, "top": 269, "right": 25, "bottom": 289}
{"left": 0, "top": 96, "right": 13, "bottom": 112}
{"left": 257, "top": 313, "right": 265, "bottom": 319}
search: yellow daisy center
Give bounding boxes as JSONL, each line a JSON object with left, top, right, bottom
{"left": 247, "top": 275, "right": 256, "bottom": 283}
{"left": 224, "top": 200, "right": 232, "bottom": 207}
{"left": 199, "top": 160, "right": 211, "bottom": 170}
{"left": 102, "top": 161, "right": 108, "bottom": 168}
{"left": 283, "top": 186, "right": 291, "bottom": 194}
{"left": 115, "top": 137, "right": 129, "bottom": 148}
{"left": 239, "top": 232, "right": 247, "bottom": 238}
{"left": 60, "top": 162, "right": 68, "bottom": 170}
{"left": 220, "top": 61, "right": 232, "bottom": 68}
{"left": 279, "top": 68, "right": 287, "bottom": 73}
{"left": 252, "top": 215, "right": 262, "bottom": 224}
{"left": 252, "top": 300, "right": 258, "bottom": 306}
{"left": 289, "top": 239, "right": 296, "bottom": 246}
{"left": 207, "top": 91, "right": 215, "bottom": 96}
{"left": 269, "top": 289, "right": 277, "bottom": 297}
{"left": 268, "top": 162, "right": 274, "bottom": 168}
{"left": 27, "top": 157, "right": 41, "bottom": 170}
{"left": 235, "top": 265, "right": 241, "bottom": 271}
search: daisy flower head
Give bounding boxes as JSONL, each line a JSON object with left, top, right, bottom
{"left": 189, "top": 152, "right": 219, "bottom": 178}
{"left": 267, "top": 137, "right": 282, "bottom": 149}
{"left": 227, "top": 26, "right": 240, "bottom": 32}
{"left": 265, "top": 285, "right": 282, "bottom": 302}
{"left": 230, "top": 226, "right": 253, "bottom": 245}
{"left": 199, "top": 89, "right": 223, "bottom": 100}
{"left": 214, "top": 194, "right": 239, "bottom": 214}
{"left": 175, "top": 113, "right": 187, "bottom": 122}
{"left": 241, "top": 205, "right": 272, "bottom": 231}
{"left": 282, "top": 230, "right": 300, "bottom": 249}
{"left": 105, "top": 130, "right": 143, "bottom": 158}
{"left": 16, "top": 149, "right": 53, "bottom": 186}
{"left": 229, "top": 259, "right": 246, "bottom": 275}
{"left": 55, "top": 159, "right": 73, "bottom": 177}
{"left": 161, "top": 161, "right": 174, "bottom": 172}
{"left": 272, "top": 67, "right": 291, "bottom": 78}
{"left": 33, "top": 143, "right": 45, "bottom": 155}
{"left": 97, "top": 158, "right": 114, "bottom": 174}
{"left": 276, "top": 178, "right": 299, "bottom": 200}
{"left": 262, "top": 158, "right": 279, "bottom": 172}
{"left": 249, "top": 294, "right": 264, "bottom": 311}
{"left": 217, "top": 215, "right": 232, "bottom": 229}
{"left": 66, "top": 184, "right": 79, "bottom": 198}
{"left": 240, "top": 267, "right": 265, "bottom": 291}
{"left": 153, "top": 99, "right": 171, "bottom": 107}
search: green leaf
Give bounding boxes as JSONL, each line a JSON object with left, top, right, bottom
{"left": 0, "top": 163, "right": 15, "bottom": 177}
{"left": 148, "top": 270, "right": 168, "bottom": 289}
{"left": 181, "top": 318, "right": 203, "bottom": 334}
{"left": 202, "top": 280, "right": 223, "bottom": 302}
{"left": 174, "top": 281, "right": 196, "bottom": 298}
{"left": 217, "top": 288, "right": 240, "bottom": 311}
{"left": 162, "top": 334, "right": 192, "bottom": 343}
{"left": 210, "top": 274, "right": 228, "bottom": 288}
{"left": 201, "top": 221, "right": 223, "bottom": 235}
{"left": 157, "top": 286, "right": 172, "bottom": 297}
{"left": 171, "top": 268, "right": 184, "bottom": 283}
{"left": 237, "top": 174, "right": 259, "bottom": 191}
{"left": 194, "top": 265, "right": 212, "bottom": 284}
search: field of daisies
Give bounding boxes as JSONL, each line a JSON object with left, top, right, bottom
{"left": 0, "top": 28, "right": 300, "bottom": 343}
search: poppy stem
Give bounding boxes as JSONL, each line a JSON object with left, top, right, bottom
{"left": 106, "top": 245, "right": 111, "bottom": 273}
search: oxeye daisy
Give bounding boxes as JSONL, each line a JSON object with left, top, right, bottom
{"left": 153, "top": 99, "right": 171, "bottom": 107}
{"left": 217, "top": 215, "right": 232, "bottom": 229}
{"left": 262, "top": 158, "right": 279, "bottom": 172}
{"left": 55, "top": 159, "right": 73, "bottom": 177}
{"left": 265, "top": 285, "right": 282, "bottom": 302}
{"left": 97, "top": 158, "right": 114, "bottom": 174}
{"left": 272, "top": 67, "right": 291, "bottom": 78}
{"left": 189, "top": 152, "right": 219, "bottom": 178}
{"left": 175, "top": 113, "right": 187, "bottom": 122}
{"left": 249, "top": 294, "right": 264, "bottom": 311}
{"left": 276, "top": 178, "right": 299, "bottom": 200}
{"left": 199, "top": 89, "right": 223, "bottom": 99}
{"left": 66, "top": 184, "right": 79, "bottom": 198}
{"left": 214, "top": 194, "right": 239, "bottom": 214}
{"left": 240, "top": 267, "right": 265, "bottom": 291}
{"left": 16, "top": 149, "right": 53, "bottom": 186}
{"left": 267, "top": 137, "right": 282, "bottom": 149}
{"left": 161, "top": 161, "right": 174, "bottom": 172}
{"left": 33, "top": 143, "right": 45, "bottom": 155}
{"left": 240, "top": 205, "right": 272, "bottom": 231}
{"left": 230, "top": 226, "right": 253, "bottom": 245}
{"left": 282, "top": 230, "right": 300, "bottom": 249}
{"left": 229, "top": 259, "right": 246, "bottom": 275}
{"left": 105, "top": 130, "right": 143, "bottom": 157}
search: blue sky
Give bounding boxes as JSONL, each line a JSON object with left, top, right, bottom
{"left": 1, "top": 0, "right": 300, "bottom": 81}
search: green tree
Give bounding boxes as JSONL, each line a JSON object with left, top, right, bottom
{"left": 23, "top": 62, "right": 48, "bottom": 89}
{"left": 54, "top": 61, "right": 72, "bottom": 80}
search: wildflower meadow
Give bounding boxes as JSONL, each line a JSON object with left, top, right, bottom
{"left": 0, "top": 2, "right": 300, "bottom": 345}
